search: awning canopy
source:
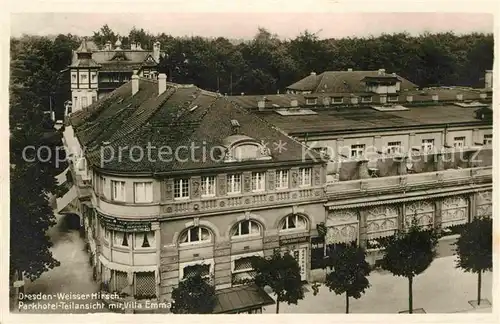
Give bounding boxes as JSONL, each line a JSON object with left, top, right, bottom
{"left": 213, "top": 284, "right": 275, "bottom": 314}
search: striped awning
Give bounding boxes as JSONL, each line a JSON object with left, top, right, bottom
{"left": 325, "top": 184, "right": 491, "bottom": 210}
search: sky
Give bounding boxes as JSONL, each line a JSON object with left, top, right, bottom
{"left": 10, "top": 12, "right": 494, "bottom": 40}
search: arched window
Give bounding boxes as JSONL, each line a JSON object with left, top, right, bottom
{"left": 280, "top": 214, "right": 308, "bottom": 231}
{"left": 231, "top": 220, "right": 261, "bottom": 238}
{"left": 179, "top": 226, "right": 212, "bottom": 245}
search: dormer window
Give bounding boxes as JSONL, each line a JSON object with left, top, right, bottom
{"left": 223, "top": 135, "right": 272, "bottom": 162}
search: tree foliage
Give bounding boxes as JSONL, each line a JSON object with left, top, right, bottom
{"left": 83, "top": 26, "right": 495, "bottom": 95}
{"left": 455, "top": 217, "right": 492, "bottom": 273}
{"left": 170, "top": 274, "right": 216, "bottom": 314}
{"left": 324, "top": 243, "right": 371, "bottom": 313}
{"left": 380, "top": 221, "right": 439, "bottom": 313}
{"left": 250, "top": 250, "right": 305, "bottom": 313}
{"left": 9, "top": 35, "right": 72, "bottom": 280}
{"left": 455, "top": 217, "right": 492, "bottom": 305}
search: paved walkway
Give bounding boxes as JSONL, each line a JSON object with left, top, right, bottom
{"left": 262, "top": 256, "right": 492, "bottom": 314}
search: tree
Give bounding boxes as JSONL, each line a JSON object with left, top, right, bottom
{"left": 170, "top": 273, "right": 216, "bottom": 314}
{"left": 323, "top": 243, "right": 371, "bottom": 313}
{"left": 250, "top": 249, "right": 305, "bottom": 313}
{"left": 379, "top": 220, "right": 439, "bottom": 313}
{"left": 92, "top": 24, "right": 118, "bottom": 48}
{"left": 10, "top": 35, "right": 64, "bottom": 282}
{"left": 454, "top": 217, "right": 492, "bottom": 306}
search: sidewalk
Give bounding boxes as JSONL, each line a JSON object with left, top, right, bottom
{"left": 262, "top": 256, "right": 492, "bottom": 314}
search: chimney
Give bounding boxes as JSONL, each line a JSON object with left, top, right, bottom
{"left": 290, "top": 99, "right": 298, "bottom": 107}
{"left": 257, "top": 97, "right": 266, "bottom": 110}
{"left": 378, "top": 68, "right": 386, "bottom": 75}
{"left": 485, "top": 70, "right": 493, "bottom": 90}
{"left": 158, "top": 73, "right": 167, "bottom": 95}
{"left": 347, "top": 68, "right": 353, "bottom": 72}
{"left": 153, "top": 41, "right": 161, "bottom": 62}
{"left": 131, "top": 74, "right": 139, "bottom": 96}
{"left": 406, "top": 95, "right": 413, "bottom": 103}
{"left": 432, "top": 94, "right": 439, "bottom": 102}
{"left": 456, "top": 93, "right": 463, "bottom": 101}
{"left": 310, "top": 72, "right": 317, "bottom": 76}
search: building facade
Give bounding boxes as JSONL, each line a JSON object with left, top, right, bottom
{"left": 59, "top": 69, "right": 493, "bottom": 311}
{"left": 64, "top": 38, "right": 164, "bottom": 115}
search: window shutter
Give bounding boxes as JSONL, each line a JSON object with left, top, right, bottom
{"left": 313, "top": 165, "right": 322, "bottom": 186}
{"left": 191, "top": 176, "right": 201, "bottom": 199}
{"left": 266, "top": 170, "right": 275, "bottom": 191}
{"left": 165, "top": 178, "right": 174, "bottom": 201}
{"left": 290, "top": 167, "right": 299, "bottom": 188}
{"left": 218, "top": 174, "right": 226, "bottom": 196}
{"left": 243, "top": 172, "right": 252, "bottom": 193}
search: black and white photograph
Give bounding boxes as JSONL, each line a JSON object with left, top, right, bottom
{"left": 3, "top": 0, "right": 497, "bottom": 320}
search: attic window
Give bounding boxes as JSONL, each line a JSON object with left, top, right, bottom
{"left": 306, "top": 98, "right": 317, "bottom": 105}
{"left": 223, "top": 136, "right": 272, "bottom": 162}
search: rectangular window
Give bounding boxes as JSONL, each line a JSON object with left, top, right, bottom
{"left": 298, "top": 168, "right": 312, "bottom": 187}
{"left": 388, "top": 95, "right": 399, "bottom": 102}
{"left": 483, "top": 134, "right": 493, "bottom": 145}
{"left": 386, "top": 141, "right": 402, "bottom": 154}
{"left": 350, "top": 144, "right": 365, "bottom": 159}
{"left": 361, "top": 96, "right": 372, "bottom": 103}
{"left": 134, "top": 182, "right": 153, "bottom": 203}
{"left": 82, "top": 97, "right": 88, "bottom": 108}
{"left": 111, "top": 180, "right": 126, "bottom": 201}
{"left": 174, "top": 179, "right": 190, "bottom": 199}
{"left": 182, "top": 264, "right": 211, "bottom": 280}
{"left": 251, "top": 172, "right": 266, "bottom": 192}
{"left": 201, "top": 176, "right": 216, "bottom": 197}
{"left": 81, "top": 74, "right": 88, "bottom": 81}
{"left": 453, "top": 136, "right": 466, "bottom": 148}
{"left": 422, "top": 139, "right": 434, "bottom": 153}
{"left": 113, "top": 231, "right": 130, "bottom": 247}
{"left": 134, "top": 231, "right": 155, "bottom": 249}
{"left": 332, "top": 97, "right": 343, "bottom": 104}
{"left": 275, "top": 170, "right": 289, "bottom": 189}
{"left": 226, "top": 174, "right": 242, "bottom": 194}
{"left": 306, "top": 98, "right": 317, "bottom": 105}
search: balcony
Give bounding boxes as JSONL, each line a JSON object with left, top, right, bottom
{"left": 325, "top": 166, "right": 492, "bottom": 201}
{"left": 329, "top": 147, "right": 492, "bottom": 182}
{"left": 160, "top": 186, "right": 325, "bottom": 216}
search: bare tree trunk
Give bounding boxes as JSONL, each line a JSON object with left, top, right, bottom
{"left": 276, "top": 300, "right": 280, "bottom": 314}
{"left": 477, "top": 270, "right": 482, "bottom": 305}
{"left": 408, "top": 276, "right": 413, "bottom": 314}
{"left": 345, "top": 293, "right": 349, "bottom": 313}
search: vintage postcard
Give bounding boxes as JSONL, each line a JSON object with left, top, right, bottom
{"left": 2, "top": 0, "right": 498, "bottom": 323}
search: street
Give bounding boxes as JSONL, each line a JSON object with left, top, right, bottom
{"left": 16, "top": 213, "right": 110, "bottom": 313}
{"left": 262, "top": 255, "right": 492, "bottom": 314}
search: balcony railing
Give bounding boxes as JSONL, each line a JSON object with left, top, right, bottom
{"left": 160, "top": 186, "right": 325, "bottom": 215}
{"left": 325, "top": 166, "right": 491, "bottom": 195}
